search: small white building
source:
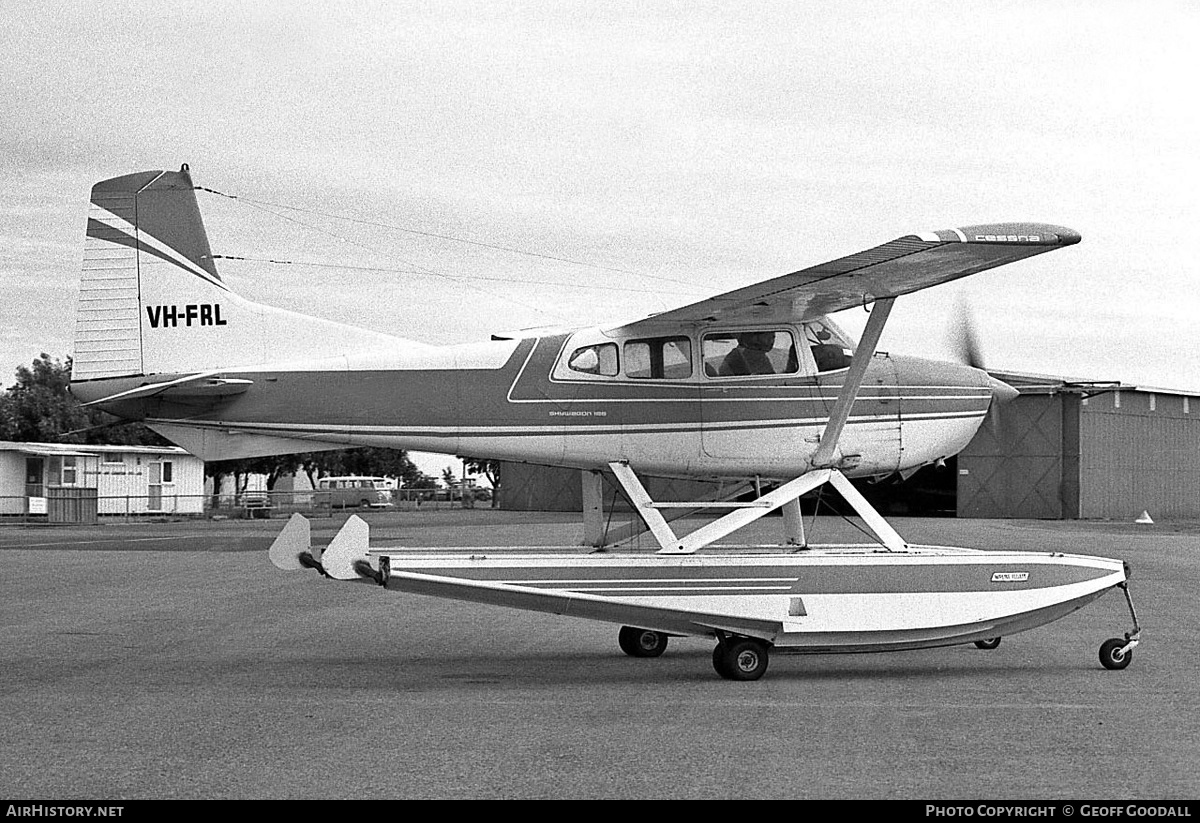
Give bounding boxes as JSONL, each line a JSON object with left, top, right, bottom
{"left": 0, "top": 441, "right": 205, "bottom": 518}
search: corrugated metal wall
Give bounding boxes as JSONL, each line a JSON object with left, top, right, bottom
{"left": 1079, "top": 391, "right": 1200, "bottom": 519}
{"left": 498, "top": 463, "right": 585, "bottom": 511}
{"left": 956, "top": 394, "right": 1071, "bottom": 519}
{"left": 497, "top": 461, "right": 724, "bottom": 512}
{"left": 960, "top": 387, "right": 1200, "bottom": 519}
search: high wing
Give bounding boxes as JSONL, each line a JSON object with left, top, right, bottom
{"left": 612, "top": 222, "right": 1080, "bottom": 331}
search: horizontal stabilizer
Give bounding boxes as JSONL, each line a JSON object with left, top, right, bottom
{"left": 153, "top": 377, "right": 253, "bottom": 398}
{"left": 80, "top": 373, "right": 252, "bottom": 407}
{"left": 146, "top": 421, "right": 348, "bottom": 461}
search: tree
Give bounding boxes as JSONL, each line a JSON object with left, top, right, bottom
{"left": 205, "top": 453, "right": 304, "bottom": 506}
{"left": 0, "top": 354, "right": 86, "bottom": 442}
{"left": 0, "top": 354, "right": 169, "bottom": 446}
{"left": 309, "top": 447, "right": 431, "bottom": 487}
{"left": 240, "top": 454, "right": 304, "bottom": 491}
{"left": 205, "top": 447, "right": 434, "bottom": 502}
{"left": 465, "top": 458, "right": 501, "bottom": 507}
{"left": 1, "top": 354, "right": 437, "bottom": 501}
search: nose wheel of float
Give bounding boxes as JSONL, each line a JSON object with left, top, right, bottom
{"left": 1098, "top": 581, "right": 1142, "bottom": 670}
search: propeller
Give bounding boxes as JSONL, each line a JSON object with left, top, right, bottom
{"left": 949, "top": 297, "right": 1017, "bottom": 444}
{"left": 950, "top": 301, "right": 987, "bottom": 371}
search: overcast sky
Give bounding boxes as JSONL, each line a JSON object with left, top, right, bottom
{"left": 2, "top": 1, "right": 1197, "bottom": 474}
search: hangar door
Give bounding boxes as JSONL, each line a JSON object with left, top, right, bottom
{"left": 956, "top": 394, "right": 1078, "bottom": 519}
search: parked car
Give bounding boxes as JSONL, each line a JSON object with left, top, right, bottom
{"left": 315, "top": 476, "right": 394, "bottom": 509}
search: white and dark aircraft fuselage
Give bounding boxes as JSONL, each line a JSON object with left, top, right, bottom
{"left": 76, "top": 331, "right": 1002, "bottom": 481}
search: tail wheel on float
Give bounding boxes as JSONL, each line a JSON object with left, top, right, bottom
{"left": 713, "top": 637, "right": 770, "bottom": 681}
{"left": 617, "top": 626, "right": 669, "bottom": 658}
{"left": 1099, "top": 637, "right": 1134, "bottom": 670}
{"left": 974, "top": 637, "right": 1002, "bottom": 650}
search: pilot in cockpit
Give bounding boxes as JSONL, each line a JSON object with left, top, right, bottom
{"left": 719, "top": 331, "right": 777, "bottom": 376}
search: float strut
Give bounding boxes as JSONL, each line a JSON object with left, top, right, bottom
{"left": 1117, "top": 581, "right": 1142, "bottom": 655}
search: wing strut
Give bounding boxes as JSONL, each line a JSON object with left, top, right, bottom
{"left": 812, "top": 296, "right": 895, "bottom": 468}
{"left": 608, "top": 296, "right": 908, "bottom": 555}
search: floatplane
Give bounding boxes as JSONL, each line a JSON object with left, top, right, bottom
{"left": 70, "top": 167, "right": 1142, "bottom": 680}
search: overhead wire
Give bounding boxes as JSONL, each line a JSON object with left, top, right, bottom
{"left": 195, "top": 185, "right": 708, "bottom": 316}
{"left": 208, "top": 254, "right": 690, "bottom": 296}
{"left": 211, "top": 192, "right": 565, "bottom": 320}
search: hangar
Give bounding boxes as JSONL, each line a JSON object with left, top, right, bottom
{"left": 494, "top": 374, "right": 1200, "bottom": 521}
{"left": 957, "top": 373, "right": 1199, "bottom": 519}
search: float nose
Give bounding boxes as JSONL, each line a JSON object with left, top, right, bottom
{"left": 988, "top": 375, "right": 1019, "bottom": 405}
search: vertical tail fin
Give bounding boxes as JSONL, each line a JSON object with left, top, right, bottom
{"left": 75, "top": 166, "right": 221, "bottom": 380}
{"left": 73, "top": 166, "right": 423, "bottom": 384}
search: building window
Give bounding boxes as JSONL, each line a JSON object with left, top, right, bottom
{"left": 47, "top": 456, "right": 78, "bottom": 486}
{"left": 24, "top": 457, "right": 44, "bottom": 498}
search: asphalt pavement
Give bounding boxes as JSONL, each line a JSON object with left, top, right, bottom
{"left": 1, "top": 511, "right": 1196, "bottom": 799}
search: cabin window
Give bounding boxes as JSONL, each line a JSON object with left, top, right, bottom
{"left": 702, "top": 330, "right": 798, "bottom": 377}
{"left": 624, "top": 336, "right": 692, "bottom": 379}
{"left": 804, "top": 321, "right": 854, "bottom": 372}
{"left": 567, "top": 343, "right": 619, "bottom": 376}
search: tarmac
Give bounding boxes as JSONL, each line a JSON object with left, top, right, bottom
{"left": 1, "top": 509, "right": 1197, "bottom": 800}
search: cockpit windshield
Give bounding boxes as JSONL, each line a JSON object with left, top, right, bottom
{"left": 803, "top": 320, "right": 855, "bottom": 372}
